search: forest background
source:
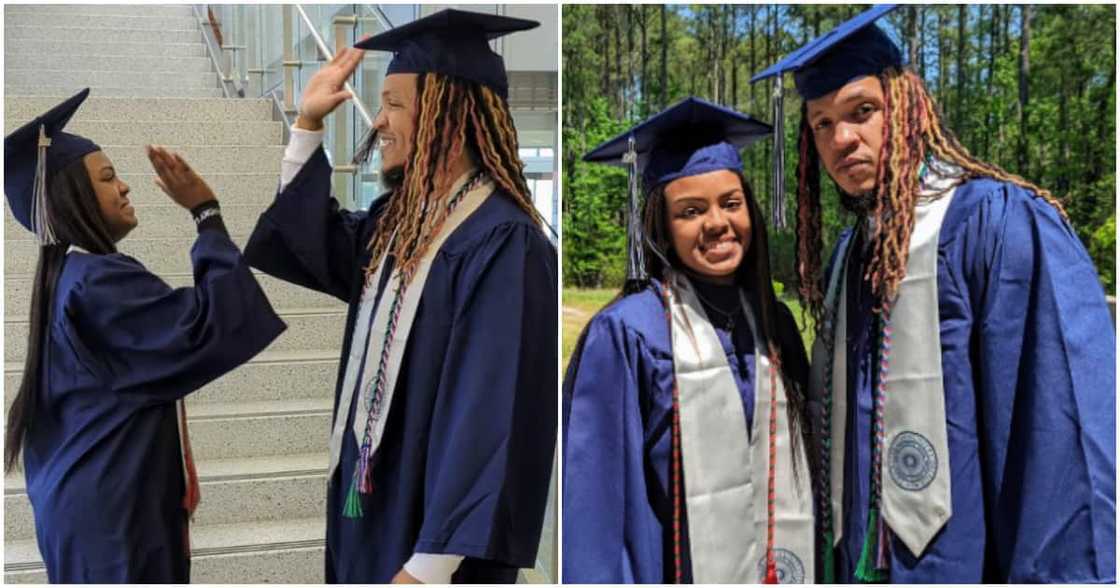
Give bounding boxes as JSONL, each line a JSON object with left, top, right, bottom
{"left": 562, "top": 4, "right": 1116, "bottom": 344}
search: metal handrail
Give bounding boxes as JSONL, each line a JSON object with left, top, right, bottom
{"left": 192, "top": 4, "right": 234, "bottom": 98}
{"left": 266, "top": 87, "right": 294, "bottom": 145}
{"left": 267, "top": 87, "right": 293, "bottom": 130}
{"left": 362, "top": 4, "right": 394, "bottom": 30}
{"left": 294, "top": 4, "right": 374, "bottom": 129}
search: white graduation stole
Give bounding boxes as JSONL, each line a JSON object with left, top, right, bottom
{"left": 327, "top": 172, "right": 494, "bottom": 479}
{"left": 669, "top": 274, "right": 814, "bottom": 583}
{"left": 816, "top": 176, "right": 957, "bottom": 558}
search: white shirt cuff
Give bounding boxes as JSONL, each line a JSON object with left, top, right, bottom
{"left": 280, "top": 127, "right": 325, "bottom": 192}
{"left": 402, "top": 552, "right": 465, "bottom": 584}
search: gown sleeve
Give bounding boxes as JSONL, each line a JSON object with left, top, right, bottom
{"left": 64, "top": 228, "right": 286, "bottom": 404}
{"left": 410, "top": 221, "right": 558, "bottom": 569}
{"left": 562, "top": 307, "right": 661, "bottom": 583}
{"left": 961, "top": 183, "right": 1115, "bottom": 582}
{"left": 244, "top": 145, "right": 371, "bottom": 302}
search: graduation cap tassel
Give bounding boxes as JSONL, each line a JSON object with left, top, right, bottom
{"left": 623, "top": 135, "right": 648, "bottom": 292}
{"left": 32, "top": 124, "right": 57, "bottom": 245}
{"left": 352, "top": 126, "right": 378, "bottom": 166}
{"left": 821, "top": 530, "right": 836, "bottom": 583}
{"left": 770, "top": 78, "right": 786, "bottom": 231}
{"left": 342, "top": 469, "right": 365, "bottom": 519}
{"left": 356, "top": 445, "right": 375, "bottom": 494}
{"left": 854, "top": 507, "right": 888, "bottom": 582}
{"left": 875, "top": 510, "right": 891, "bottom": 568}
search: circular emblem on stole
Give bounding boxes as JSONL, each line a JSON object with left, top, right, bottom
{"left": 888, "top": 430, "right": 938, "bottom": 491}
{"left": 756, "top": 548, "right": 805, "bottom": 584}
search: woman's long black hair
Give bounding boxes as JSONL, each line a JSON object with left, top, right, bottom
{"left": 5, "top": 156, "right": 118, "bottom": 471}
{"left": 565, "top": 171, "right": 811, "bottom": 468}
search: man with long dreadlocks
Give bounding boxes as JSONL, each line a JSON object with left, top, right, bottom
{"left": 753, "top": 5, "right": 1115, "bottom": 584}
{"left": 243, "top": 9, "right": 557, "bottom": 584}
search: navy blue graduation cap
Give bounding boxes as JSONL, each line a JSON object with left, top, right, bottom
{"left": 583, "top": 97, "right": 771, "bottom": 287}
{"left": 5, "top": 88, "right": 100, "bottom": 244}
{"left": 750, "top": 4, "right": 902, "bottom": 227}
{"left": 355, "top": 8, "right": 539, "bottom": 100}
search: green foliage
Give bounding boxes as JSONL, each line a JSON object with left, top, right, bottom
{"left": 562, "top": 5, "right": 1115, "bottom": 290}
{"left": 562, "top": 97, "right": 629, "bottom": 287}
{"left": 1090, "top": 216, "right": 1116, "bottom": 295}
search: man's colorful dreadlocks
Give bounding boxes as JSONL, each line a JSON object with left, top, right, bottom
{"left": 364, "top": 72, "right": 545, "bottom": 282}
{"left": 795, "top": 67, "right": 1069, "bottom": 323}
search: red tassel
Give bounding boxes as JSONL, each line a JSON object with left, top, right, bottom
{"left": 764, "top": 558, "right": 779, "bottom": 584}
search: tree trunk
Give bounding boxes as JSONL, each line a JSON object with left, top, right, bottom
{"left": 748, "top": 5, "right": 757, "bottom": 173}
{"left": 749, "top": 5, "right": 757, "bottom": 114}
{"left": 1018, "top": 4, "right": 1032, "bottom": 176}
{"left": 731, "top": 5, "right": 738, "bottom": 109}
{"left": 598, "top": 6, "right": 609, "bottom": 98}
{"left": 984, "top": 4, "right": 996, "bottom": 159}
{"left": 640, "top": 8, "right": 649, "bottom": 118}
{"left": 937, "top": 8, "right": 946, "bottom": 100}
{"left": 918, "top": 7, "right": 926, "bottom": 78}
{"left": 1058, "top": 60, "right": 1069, "bottom": 194}
{"left": 955, "top": 4, "right": 966, "bottom": 132}
{"left": 660, "top": 4, "right": 668, "bottom": 109}
{"left": 627, "top": 6, "right": 635, "bottom": 119}
{"left": 1092, "top": 30, "right": 1115, "bottom": 185}
{"left": 907, "top": 6, "right": 919, "bottom": 68}
{"left": 618, "top": 6, "right": 627, "bottom": 117}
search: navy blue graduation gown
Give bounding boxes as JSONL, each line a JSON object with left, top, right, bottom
{"left": 563, "top": 282, "right": 799, "bottom": 583}
{"left": 828, "top": 178, "right": 1115, "bottom": 582}
{"left": 23, "top": 226, "right": 285, "bottom": 583}
{"left": 243, "top": 147, "right": 557, "bottom": 583}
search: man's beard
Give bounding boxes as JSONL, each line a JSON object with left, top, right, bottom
{"left": 837, "top": 185, "right": 878, "bottom": 216}
{"left": 382, "top": 165, "right": 405, "bottom": 191}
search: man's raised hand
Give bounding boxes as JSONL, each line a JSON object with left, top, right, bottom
{"left": 296, "top": 47, "right": 365, "bottom": 131}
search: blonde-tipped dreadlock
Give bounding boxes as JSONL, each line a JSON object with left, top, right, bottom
{"left": 364, "top": 73, "right": 545, "bottom": 281}
{"left": 795, "top": 67, "right": 1068, "bottom": 323}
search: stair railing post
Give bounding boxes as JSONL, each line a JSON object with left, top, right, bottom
{"left": 331, "top": 13, "right": 358, "bottom": 209}
{"left": 282, "top": 6, "right": 298, "bottom": 118}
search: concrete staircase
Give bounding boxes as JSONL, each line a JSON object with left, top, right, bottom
{"left": 4, "top": 4, "right": 343, "bottom": 583}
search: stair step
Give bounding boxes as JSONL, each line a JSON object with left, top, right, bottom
{"left": 2, "top": 119, "right": 281, "bottom": 146}
{"left": 100, "top": 144, "right": 287, "bottom": 174}
{"left": 5, "top": 24, "right": 200, "bottom": 45}
{"left": 6, "top": 272, "right": 343, "bottom": 319}
{"left": 6, "top": 350, "right": 341, "bottom": 414}
{"left": 187, "top": 397, "right": 332, "bottom": 419}
{"left": 4, "top": 517, "right": 326, "bottom": 583}
{"left": 5, "top": 4, "right": 195, "bottom": 18}
{"left": 5, "top": 454, "right": 327, "bottom": 540}
{"left": 6, "top": 39, "right": 206, "bottom": 58}
{"left": 5, "top": 12, "right": 198, "bottom": 31}
{"left": 187, "top": 398, "right": 333, "bottom": 461}
{"left": 6, "top": 69, "right": 218, "bottom": 90}
{"left": 10, "top": 54, "right": 213, "bottom": 74}
{"left": 6, "top": 96, "right": 272, "bottom": 123}
{"left": 4, "top": 309, "right": 347, "bottom": 362}
{"left": 6, "top": 85, "right": 225, "bottom": 98}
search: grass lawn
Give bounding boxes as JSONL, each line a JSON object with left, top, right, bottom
{"left": 561, "top": 288, "right": 617, "bottom": 373}
{"left": 562, "top": 287, "right": 816, "bottom": 373}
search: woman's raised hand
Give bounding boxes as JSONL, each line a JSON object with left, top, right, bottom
{"left": 146, "top": 145, "right": 217, "bottom": 210}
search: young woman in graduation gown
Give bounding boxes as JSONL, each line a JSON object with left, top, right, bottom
{"left": 3, "top": 89, "right": 286, "bottom": 583}
{"left": 563, "top": 97, "right": 816, "bottom": 584}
